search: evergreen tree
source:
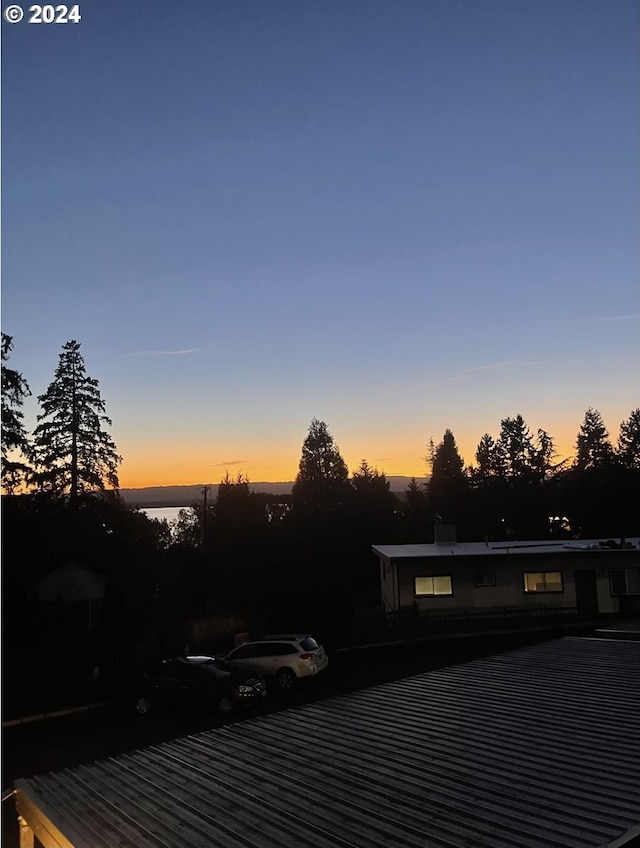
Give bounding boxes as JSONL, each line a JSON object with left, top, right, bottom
{"left": 575, "top": 408, "right": 615, "bottom": 470}
{"left": 532, "top": 428, "right": 568, "bottom": 482}
{"left": 617, "top": 408, "right": 640, "bottom": 469}
{"left": 32, "top": 340, "right": 121, "bottom": 500}
{"left": 469, "top": 433, "right": 508, "bottom": 539}
{"left": 498, "top": 416, "right": 556, "bottom": 537}
{"left": 425, "top": 436, "right": 437, "bottom": 475}
{"left": 405, "top": 476, "right": 426, "bottom": 509}
{"left": 288, "top": 421, "right": 352, "bottom": 630}
{"left": 349, "top": 459, "right": 399, "bottom": 607}
{"left": 430, "top": 430, "right": 464, "bottom": 480}
{"left": 470, "top": 420, "right": 555, "bottom": 541}
{"left": 534, "top": 428, "right": 553, "bottom": 481}
{"left": 400, "top": 477, "right": 430, "bottom": 542}
{"left": 554, "top": 409, "right": 637, "bottom": 538}
{"left": 212, "top": 473, "right": 270, "bottom": 615}
{"left": 217, "top": 470, "right": 251, "bottom": 500}
{"left": 1, "top": 333, "right": 32, "bottom": 493}
{"left": 498, "top": 415, "right": 537, "bottom": 479}
{"left": 292, "top": 418, "right": 349, "bottom": 513}
{"left": 472, "top": 433, "right": 506, "bottom": 483}
{"left": 427, "top": 430, "right": 469, "bottom": 531}
{"left": 351, "top": 459, "right": 389, "bottom": 496}
{"left": 215, "top": 472, "right": 267, "bottom": 539}
{"left": 351, "top": 459, "right": 398, "bottom": 537}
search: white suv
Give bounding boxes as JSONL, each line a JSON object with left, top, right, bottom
{"left": 221, "top": 634, "right": 328, "bottom": 690}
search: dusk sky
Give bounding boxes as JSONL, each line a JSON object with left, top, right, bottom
{"left": 2, "top": 0, "right": 638, "bottom": 488}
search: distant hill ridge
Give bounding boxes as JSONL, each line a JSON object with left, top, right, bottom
{"left": 120, "top": 477, "right": 428, "bottom": 508}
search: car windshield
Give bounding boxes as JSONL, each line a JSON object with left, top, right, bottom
{"left": 300, "top": 637, "right": 319, "bottom": 651}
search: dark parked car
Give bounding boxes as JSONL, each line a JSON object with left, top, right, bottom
{"left": 127, "top": 655, "right": 266, "bottom": 716}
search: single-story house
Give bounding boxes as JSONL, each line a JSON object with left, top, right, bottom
{"left": 373, "top": 535, "right": 640, "bottom": 618}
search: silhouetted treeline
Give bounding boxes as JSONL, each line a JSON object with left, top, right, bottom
{"left": 3, "top": 410, "right": 639, "bottom": 690}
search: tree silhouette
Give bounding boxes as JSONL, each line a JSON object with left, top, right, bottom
{"left": 472, "top": 433, "right": 506, "bottom": 482}
{"left": 532, "top": 428, "right": 564, "bottom": 482}
{"left": 469, "top": 419, "right": 559, "bottom": 541}
{"left": 575, "top": 408, "right": 615, "bottom": 470}
{"left": 351, "top": 459, "right": 398, "bottom": 541}
{"left": 215, "top": 472, "right": 268, "bottom": 547}
{"left": 1, "top": 333, "right": 32, "bottom": 493}
{"left": 430, "top": 430, "right": 464, "bottom": 479}
{"left": 32, "top": 340, "right": 121, "bottom": 501}
{"left": 554, "top": 409, "right": 628, "bottom": 537}
{"left": 209, "top": 473, "right": 271, "bottom": 617}
{"left": 292, "top": 418, "right": 350, "bottom": 514}
{"left": 171, "top": 506, "right": 203, "bottom": 548}
{"left": 617, "top": 409, "right": 640, "bottom": 469}
{"left": 351, "top": 459, "right": 389, "bottom": 495}
{"left": 400, "top": 477, "right": 430, "bottom": 542}
{"left": 427, "top": 430, "right": 468, "bottom": 530}
{"left": 498, "top": 415, "right": 538, "bottom": 480}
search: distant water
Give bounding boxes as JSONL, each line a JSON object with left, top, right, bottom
{"left": 143, "top": 506, "right": 187, "bottom": 523}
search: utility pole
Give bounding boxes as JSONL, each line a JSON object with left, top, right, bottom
{"left": 201, "top": 485, "right": 210, "bottom": 548}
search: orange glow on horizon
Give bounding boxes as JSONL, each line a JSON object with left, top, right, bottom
{"left": 118, "top": 429, "right": 581, "bottom": 490}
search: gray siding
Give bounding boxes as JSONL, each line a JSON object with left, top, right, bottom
{"left": 400, "top": 555, "right": 579, "bottom": 611}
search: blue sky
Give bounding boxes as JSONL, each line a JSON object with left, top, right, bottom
{"left": 2, "top": 0, "right": 638, "bottom": 486}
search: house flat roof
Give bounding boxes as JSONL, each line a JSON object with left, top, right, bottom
{"left": 372, "top": 538, "right": 640, "bottom": 559}
{"left": 14, "top": 637, "right": 640, "bottom": 848}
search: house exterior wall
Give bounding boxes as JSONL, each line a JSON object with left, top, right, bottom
{"left": 380, "top": 557, "right": 397, "bottom": 613}
{"left": 596, "top": 575, "right": 620, "bottom": 615}
{"left": 398, "top": 555, "right": 572, "bottom": 612}
{"left": 391, "top": 552, "right": 633, "bottom": 615}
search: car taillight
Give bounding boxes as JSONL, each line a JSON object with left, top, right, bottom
{"left": 299, "top": 653, "right": 315, "bottom": 660}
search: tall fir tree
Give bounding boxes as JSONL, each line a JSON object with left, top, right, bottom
{"left": 215, "top": 472, "right": 267, "bottom": 542}
{"left": 292, "top": 418, "right": 350, "bottom": 513}
{"left": 32, "top": 340, "right": 121, "bottom": 500}
{"left": 400, "top": 477, "right": 429, "bottom": 542}
{"left": 532, "top": 428, "right": 568, "bottom": 482}
{"left": 617, "top": 408, "right": 640, "bottom": 469}
{"left": 425, "top": 436, "right": 437, "bottom": 475}
{"left": 497, "top": 415, "right": 538, "bottom": 479}
{"left": 430, "top": 429, "right": 465, "bottom": 480}
{"left": 472, "top": 433, "right": 506, "bottom": 483}
{"left": 427, "top": 429, "right": 469, "bottom": 530}
{"left": 351, "top": 459, "right": 398, "bottom": 537}
{"left": 351, "top": 459, "right": 391, "bottom": 497}
{"left": 1, "top": 333, "right": 32, "bottom": 493}
{"left": 575, "top": 408, "right": 615, "bottom": 470}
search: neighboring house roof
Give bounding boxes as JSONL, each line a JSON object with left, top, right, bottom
{"left": 14, "top": 636, "right": 640, "bottom": 848}
{"left": 30, "top": 561, "right": 106, "bottom": 604}
{"left": 373, "top": 538, "right": 640, "bottom": 559}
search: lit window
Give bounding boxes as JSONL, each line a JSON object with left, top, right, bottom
{"left": 474, "top": 571, "right": 496, "bottom": 587}
{"left": 524, "top": 571, "right": 563, "bottom": 593}
{"left": 415, "top": 576, "right": 453, "bottom": 596}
